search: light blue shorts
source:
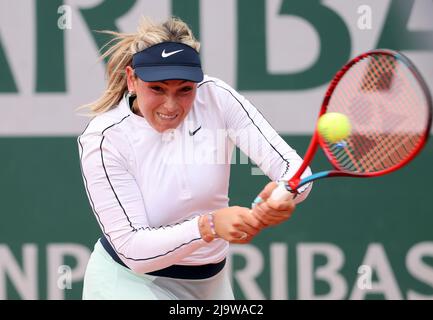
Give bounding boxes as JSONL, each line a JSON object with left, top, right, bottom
{"left": 82, "top": 241, "right": 235, "bottom": 300}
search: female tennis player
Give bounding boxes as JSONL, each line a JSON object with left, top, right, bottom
{"left": 78, "top": 16, "right": 312, "bottom": 300}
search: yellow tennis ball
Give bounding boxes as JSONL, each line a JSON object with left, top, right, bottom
{"left": 317, "top": 112, "right": 351, "bottom": 143}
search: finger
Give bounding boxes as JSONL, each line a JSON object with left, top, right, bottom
{"left": 254, "top": 202, "right": 293, "bottom": 225}
{"left": 252, "top": 204, "right": 279, "bottom": 226}
{"left": 233, "top": 212, "right": 262, "bottom": 237}
{"left": 229, "top": 231, "right": 250, "bottom": 243}
{"left": 238, "top": 223, "right": 260, "bottom": 237}
{"left": 230, "top": 237, "right": 249, "bottom": 244}
{"left": 251, "top": 205, "right": 271, "bottom": 226}
{"left": 243, "top": 210, "right": 267, "bottom": 229}
{"left": 267, "top": 197, "right": 296, "bottom": 212}
{"left": 229, "top": 232, "right": 253, "bottom": 244}
{"left": 257, "top": 201, "right": 287, "bottom": 217}
{"left": 258, "top": 182, "right": 278, "bottom": 201}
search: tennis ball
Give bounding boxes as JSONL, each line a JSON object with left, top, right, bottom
{"left": 317, "top": 112, "right": 351, "bottom": 143}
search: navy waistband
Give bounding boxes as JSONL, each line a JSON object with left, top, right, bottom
{"left": 99, "top": 236, "right": 226, "bottom": 280}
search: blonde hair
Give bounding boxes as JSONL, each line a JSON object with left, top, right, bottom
{"left": 80, "top": 17, "right": 200, "bottom": 115}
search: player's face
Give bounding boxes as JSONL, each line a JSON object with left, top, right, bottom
{"left": 129, "top": 73, "right": 197, "bottom": 132}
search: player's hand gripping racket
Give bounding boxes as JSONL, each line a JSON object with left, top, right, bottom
{"left": 254, "top": 49, "right": 432, "bottom": 203}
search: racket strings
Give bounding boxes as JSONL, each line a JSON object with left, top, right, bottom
{"left": 332, "top": 58, "right": 400, "bottom": 171}
{"left": 324, "top": 53, "right": 428, "bottom": 174}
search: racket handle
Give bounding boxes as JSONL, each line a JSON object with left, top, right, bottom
{"left": 270, "top": 181, "right": 292, "bottom": 201}
{"left": 252, "top": 181, "right": 292, "bottom": 208}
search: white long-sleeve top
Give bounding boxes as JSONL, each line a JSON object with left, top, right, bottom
{"left": 78, "top": 75, "right": 312, "bottom": 274}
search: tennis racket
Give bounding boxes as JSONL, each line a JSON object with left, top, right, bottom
{"left": 254, "top": 49, "right": 432, "bottom": 203}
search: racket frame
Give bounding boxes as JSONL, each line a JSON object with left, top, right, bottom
{"left": 288, "top": 49, "right": 432, "bottom": 191}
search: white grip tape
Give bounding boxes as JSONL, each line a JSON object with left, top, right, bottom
{"left": 270, "top": 181, "right": 291, "bottom": 201}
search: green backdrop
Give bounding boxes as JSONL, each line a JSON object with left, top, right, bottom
{"left": 1, "top": 136, "right": 432, "bottom": 299}
{"left": 1, "top": 0, "right": 432, "bottom": 300}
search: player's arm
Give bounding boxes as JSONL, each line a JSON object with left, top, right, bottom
{"left": 79, "top": 131, "right": 264, "bottom": 272}
{"left": 78, "top": 133, "right": 208, "bottom": 273}
{"left": 219, "top": 83, "right": 313, "bottom": 204}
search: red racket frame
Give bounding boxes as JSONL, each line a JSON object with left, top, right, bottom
{"left": 288, "top": 49, "right": 432, "bottom": 191}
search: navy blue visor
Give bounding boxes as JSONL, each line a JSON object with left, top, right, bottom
{"left": 132, "top": 42, "right": 203, "bottom": 82}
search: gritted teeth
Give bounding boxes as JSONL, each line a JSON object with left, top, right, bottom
{"left": 157, "top": 112, "right": 178, "bottom": 120}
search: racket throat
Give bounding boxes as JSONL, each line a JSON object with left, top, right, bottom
{"left": 288, "top": 179, "right": 301, "bottom": 192}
